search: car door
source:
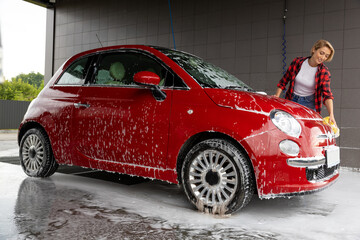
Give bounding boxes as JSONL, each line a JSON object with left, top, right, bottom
{"left": 72, "top": 50, "right": 173, "bottom": 170}
{"left": 48, "top": 55, "right": 94, "bottom": 164}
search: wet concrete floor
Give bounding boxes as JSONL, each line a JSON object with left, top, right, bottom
{"left": 1, "top": 132, "right": 360, "bottom": 239}
{"left": 1, "top": 161, "right": 281, "bottom": 240}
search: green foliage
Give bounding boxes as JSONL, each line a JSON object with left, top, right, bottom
{"left": 14, "top": 72, "right": 44, "bottom": 88}
{"left": 0, "top": 72, "right": 44, "bottom": 101}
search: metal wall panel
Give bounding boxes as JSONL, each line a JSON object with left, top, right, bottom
{"left": 47, "top": 0, "right": 360, "bottom": 167}
{"left": 0, "top": 100, "right": 30, "bottom": 129}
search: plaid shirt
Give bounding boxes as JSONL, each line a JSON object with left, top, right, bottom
{"left": 277, "top": 57, "right": 334, "bottom": 113}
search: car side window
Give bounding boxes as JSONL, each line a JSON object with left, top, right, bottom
{"left": 93, "top": 53, "right": 134, "bottom": 86}
{"left": 56, "top": 57, "right": 90, "bottom": 85}
{"left": 92, "top": 52, "right": 172, "bottom": 87}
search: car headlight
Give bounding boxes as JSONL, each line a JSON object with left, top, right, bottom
{"left": 270, "top": 110, "right": 301, "bottom": 138}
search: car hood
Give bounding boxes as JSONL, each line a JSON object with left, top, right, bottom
{"left": 204, "top": 88, "right": 322, "bottom": 120}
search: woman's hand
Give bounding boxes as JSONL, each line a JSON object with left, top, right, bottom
{"left": 325, "top": 99, "right": 337, "bottom": 128}
{"left": 329, "top": 114, "right": 337, "bottom": 128}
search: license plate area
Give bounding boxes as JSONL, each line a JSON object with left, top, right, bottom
{"left": 325, "top": 146, "right": 340, "bottom": 168}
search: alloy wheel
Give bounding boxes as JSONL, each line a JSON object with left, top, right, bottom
{"left": 188, "top": 149, "right": 239, "bottom": 207}
{"left": 22, "top": 134, "right": 44, "bottom": 173}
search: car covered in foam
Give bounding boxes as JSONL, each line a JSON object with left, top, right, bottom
{"left": 18, "top": 45, "right": 340, "bottom": 214}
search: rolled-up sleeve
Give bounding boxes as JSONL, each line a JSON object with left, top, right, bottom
{"left": 321, "top": 70, "right": 334, "bottom": 103}
{"left": 277, "top": 58, "right": 299, "bottom": 90}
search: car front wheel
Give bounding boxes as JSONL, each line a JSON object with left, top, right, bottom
{"left": 181, "top": 139, "right": 255, "bottom": 214}
{"left": 20, "top": 128, "right": 58, "bottom": 177}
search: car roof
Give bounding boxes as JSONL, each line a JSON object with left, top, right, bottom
{"left": 63, "top": 45, "right": 170, "bottom": 70}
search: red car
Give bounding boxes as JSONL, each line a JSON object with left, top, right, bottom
{"left": 18, "top": 45, "right": 340, "bottom": 214}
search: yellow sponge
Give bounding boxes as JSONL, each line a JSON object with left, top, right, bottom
{"left": 323, "top": 116, "right": 340, "bottom": 138}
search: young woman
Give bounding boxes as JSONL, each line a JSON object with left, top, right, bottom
{"left": 275, "top": 39, "right": 337, "bottom": 126}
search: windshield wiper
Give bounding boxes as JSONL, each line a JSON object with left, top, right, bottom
{"left": 224, "top": 86, "right": 255, "bottom": 92}
{"left": 200, "top": 82, "right": 218, "bottom": 88}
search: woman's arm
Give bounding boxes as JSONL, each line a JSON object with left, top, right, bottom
{"left": 324, "top": 99, "right": 337, "bottom": 127}
{"left": 274, "top": 87, "right": 283, "bottom": 97}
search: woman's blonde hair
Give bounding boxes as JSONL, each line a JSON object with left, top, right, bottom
{"left": 310, "top": 39, "right": 335, "bottom": 62}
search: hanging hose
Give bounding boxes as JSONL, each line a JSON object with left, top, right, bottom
{"left": 282, "top": 0, "right": 287, "bottom": 75}
{"left": 168, "top": 0, "right": 176, "bottom": 49}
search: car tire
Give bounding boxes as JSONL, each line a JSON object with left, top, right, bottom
{"left": 181, "top": 139, "right": 255, "bottom": 214}
{"left": 20, "top": 128, "right": 58, "bottom": 177}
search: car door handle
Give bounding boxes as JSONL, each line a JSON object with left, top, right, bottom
{"left": 74, "top": 103, "right": 90, "bottom": 109}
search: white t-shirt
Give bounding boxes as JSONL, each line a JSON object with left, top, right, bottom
{"left": 294, "top": 59, "right": 317, "bottom": 97}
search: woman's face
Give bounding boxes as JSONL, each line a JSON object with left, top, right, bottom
{"left": 310, "top": 46, "right": 331, "bottom": 66}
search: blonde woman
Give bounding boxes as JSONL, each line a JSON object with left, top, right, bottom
{"left": 275, "top": 39, "right": 336, "bottom": 126}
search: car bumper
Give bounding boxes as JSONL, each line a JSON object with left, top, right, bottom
{"left": 287, "top": 146, "right": 340, "bottom": 169}
{"left": 260, "top": 171, "right": 339, "bottom": 199}
{"left": 287, "top": 156, "right": 325, "bottom": 168}
{"left": 241, "top": 125, "right": 340, "bottom": 198}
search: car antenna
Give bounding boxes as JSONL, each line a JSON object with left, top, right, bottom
{"left": 96, "top": 33, "right": 103, "bottom": 48}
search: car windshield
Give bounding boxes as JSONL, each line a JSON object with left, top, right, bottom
{"left": 157, "top": 48, "right": 253, "bottom": 91}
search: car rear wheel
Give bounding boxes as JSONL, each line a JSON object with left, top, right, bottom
{"left": 20, "top": 128, "right": 58, "bottom": 177}
{"left": 181, "top": 139, "right": 255, "bottom": 214}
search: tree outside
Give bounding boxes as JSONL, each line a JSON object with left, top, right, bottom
{"left": 13, "top": 72, "right": 44, "bottom": 88}
{"left": 0, "top": 72, "right": 44, "bottom": 101}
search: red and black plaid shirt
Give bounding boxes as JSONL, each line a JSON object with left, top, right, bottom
{"left": 277, "top": 57, "right": 334, "bottom": 113}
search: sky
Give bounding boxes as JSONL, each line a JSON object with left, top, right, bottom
{"left": 0, "top": 0, "right": 46, "bottom": 80}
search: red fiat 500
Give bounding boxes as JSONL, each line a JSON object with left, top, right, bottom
{"left": 18, "top": 45, "right": 340, "bottom": 214}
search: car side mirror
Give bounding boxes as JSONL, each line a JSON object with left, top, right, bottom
{"left": 134, "top": 71, "right": 166, "bottom": 101}
{"left": 134, "top": 71, "right": 161, "bottom": 86}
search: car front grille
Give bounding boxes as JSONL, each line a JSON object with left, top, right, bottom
{"left": 306, "top": 165, "right": 339, "bottom": 182}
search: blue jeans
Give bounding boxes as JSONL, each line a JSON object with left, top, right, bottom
{"left": 291, "top": 94, "right": 316, "bottom": 111}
